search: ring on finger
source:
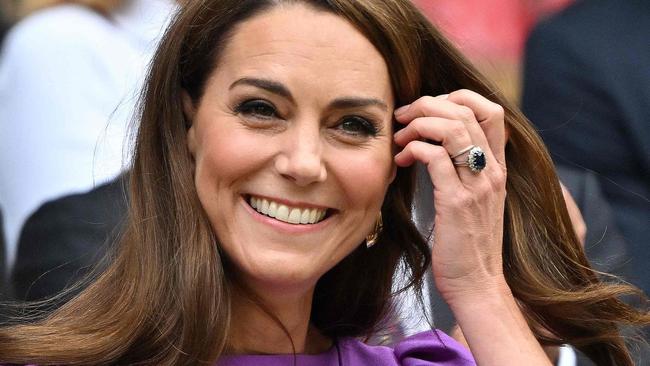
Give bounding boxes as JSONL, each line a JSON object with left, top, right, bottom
{"left": 449, "top": 145, "right": 474, "bottom": 160}
{"left": 452, "top": 146, "right": 487, "bottom": 173}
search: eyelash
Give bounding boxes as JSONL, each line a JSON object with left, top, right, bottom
{"left": 233, "top": 99, "right": 278, "bottom": 120}
{"left": 337, "top": 116, "right": 379, "bottom": 137}
{"left": 233, "top": 99, "right": 380, "bottom": 138}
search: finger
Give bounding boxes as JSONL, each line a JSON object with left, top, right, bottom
{"left": 394, "top": 94, "right": 500, "bottom": 179}
{"left": 394, "top": 95, "right": 493, "bottom": 160}
{"left": 393, "top": 116, "right": 483, "bottom": 181}
{"left": 447, "top": 89, "right": 506, "bottom": 165}
{"left": 394, "top": 140, "right": 463, "bottom": 193}
{"left": 394, "top": 95, "right": 451, "bottom": 124}
{"left": 393, "top": 116, "right": 473, "bottom": 158}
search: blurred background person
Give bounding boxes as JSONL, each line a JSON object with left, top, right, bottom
{"left": 0, "top": 0, "right": 17, "bottom": 304}
{"left": 409, "top": 1, "right": 641, "bottom": 364}
{"left": 0, "top": 0, "right": 176, "bottom": 282}
{"left": 11, "top": 175, "right": 127, "bottom": 304}
{"left": 521, "top": 1, "right": 650, "bottom": 360}
{"left": 521, "top": 0, "right": 650, "bottom": 296}
{"left": 409, "top": 0, "right": 578, "bottom": 333}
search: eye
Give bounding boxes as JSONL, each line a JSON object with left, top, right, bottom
{"left": 336, "top": 116, "right": 379, "bottom": 137}
{"left": 234, "top": 99, "right": 278, "bottom": 120}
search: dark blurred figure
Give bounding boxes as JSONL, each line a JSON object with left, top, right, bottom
{"left": 0, "top": 1, "right": 17, "bottom": 44}
{"left": 555, "top": 166, "right": 629, "bottom": 275}
{"left": 0, "top": 0, "right": 16, "bottom": 305}
{"left": 1, "top": 16, "right": 9, "bottom": 44}
{"left": 11, "top": 176, "right": 128, "bottom": 303}
{"left": 0, "top": 0, "right": 175, "bottom": 278}
{"left": 522, "top": 0, "right": 650, "bottom": 295}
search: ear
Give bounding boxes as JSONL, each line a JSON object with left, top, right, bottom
{"left": 181, "top": 89, "right": 196, "bottom": 123}
{"left": 389, "top": 164, "right": 397, "bottom": 183}
{"left": 182, "top": 90, "right": 198, "bottom": 157}
{"left": 187, "top": 123, "right": 197, "bottom": 158}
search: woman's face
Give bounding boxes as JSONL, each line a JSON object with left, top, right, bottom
{"left": 185, "top": 4, "right": 395, "bottom": 292}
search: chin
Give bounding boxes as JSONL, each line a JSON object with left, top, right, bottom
{"left": 233, "top": 255, "right": 329, "bottom": 293}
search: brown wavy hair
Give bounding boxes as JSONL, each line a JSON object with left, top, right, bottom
{"left": 1, "top": 0, "right": 648, "bottom": 365}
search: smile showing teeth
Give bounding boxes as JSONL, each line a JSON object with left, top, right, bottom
{"left": 249, "top": 196, "right": 327, "bottom": 225}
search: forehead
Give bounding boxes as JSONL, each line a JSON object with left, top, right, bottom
{"left": 213, "top": 4, "right": 393, "bottom": 102}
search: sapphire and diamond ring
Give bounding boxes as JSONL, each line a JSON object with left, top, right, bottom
{"left": 451, "top": 145, "right": 487, "bottom": 173}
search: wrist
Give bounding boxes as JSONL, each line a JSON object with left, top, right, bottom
{"left": 440, "top": 276, "right": 513, "bottom": 311}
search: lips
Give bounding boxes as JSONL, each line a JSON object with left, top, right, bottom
{"left": 247, "top": 195, "right": 328, "bottom": 225}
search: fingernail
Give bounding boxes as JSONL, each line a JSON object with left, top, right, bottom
{"left": 436, "top": 94, "right": 449, "bottom": 99}
{"left": 394, "top": 105, "right": 410, "bottom": 116}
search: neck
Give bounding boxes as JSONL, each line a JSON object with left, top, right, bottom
{"left": 227, "top": 282, "right": 332, "bottom": 355}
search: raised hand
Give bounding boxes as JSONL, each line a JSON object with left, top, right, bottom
{"left": 394, "top": 90, "right": 552, "bottom": 365}
{"left": 393, "top": 90, "right": 508, "bottom": 303}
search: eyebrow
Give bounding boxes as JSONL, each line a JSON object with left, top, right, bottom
{"left": 229, "top": 77, "right": 388, "bottom": 111}
{"left": 327, "top": 97, "right": 388, "bottom": 112}
{"left": 230, "top": 77, "right": 294, "bottom": 102}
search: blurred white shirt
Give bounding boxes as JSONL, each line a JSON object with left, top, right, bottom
{"left": 0, "top": 0, "right": 177, "bottom": 271}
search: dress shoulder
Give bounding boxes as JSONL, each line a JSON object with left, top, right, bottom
{"left": 214, "top": 330, "right": 476, "bottom": 366}
{"left": 338, "top": 330, "right": 476, "bottom": 366}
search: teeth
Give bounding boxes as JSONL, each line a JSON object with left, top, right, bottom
{"left": 268, "top": 201, "right": 277, "bottom": 217}
{"left": 276, "top": 205, "right": 289, "bottom": 222}
{"left": 248, "top": 196, "right": 327, "bottom": 225}
{"left": 300, "top": 209, "right": 310, "bottom": 224}
{"left": 288, "top": 208, "right": 301, "bottom": 224}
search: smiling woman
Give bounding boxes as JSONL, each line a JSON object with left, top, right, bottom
{"left": 0, "top": 1, "right": 648, "bottom": 366}
{"left": 183, "top": 7, "right": 395, "bottom": 308}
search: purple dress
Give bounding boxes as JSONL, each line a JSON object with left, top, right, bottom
{"left": 218, "top": 330, "right": 476, "bottom": 366}
{"left": 11, "top": 330, "right": 474, "bottom": 366}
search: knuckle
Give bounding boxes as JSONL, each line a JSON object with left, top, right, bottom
{"left": 457, "top": 106, "right": 475, "bottom": 123}
{"left": 411, "top": 140, "right": 429, "bottom": 156}
{"left": 448, "top": 121, "right": 468, "bottom": 140}
{"left": 499, "top": 163, "right": 508, "bottom": 177}
{"left": 420, "top": 101, "right": 437, "bottom": 116}
{"left": 487, "top": 167, "right": 507, "bottom": 187}
{"left": 484, "top": 178, "right": 501, "bottom": 195}
{"left": 412, "top": 117, "right": 428, "bottom": 132}
{"left": 491, "top": 103, "right": 505, "bottom": 118}
{"left": 493, "top": 165, "right": 507, "bottom": 182}
{"left": 454, "top": 191, "right": 476, "bottom": 209}
{"left": 429, "top": 145, "right": 448, "bottom": 160}
{"left": 414, "top": 96, "right": 435, "bottom": 111}
{"left": 404, "top": 140, "right": 419, "bottom": 153}
{"left": 449, "top": 89, "right": 469, "bottom": 98}
{"left": 420, "top": 95, "right": 437, "bottom": 104}
{"left": 418, "top": 143, "right": 445, "bottom": 166}
{"left": 477, "top": 181, "right": 494, "bottom": 198}
{"left": 401, "top": 143, "right": 418, "bottom": 160}
{"left": 486, "top": 103, "right": 505, "bottom": 123}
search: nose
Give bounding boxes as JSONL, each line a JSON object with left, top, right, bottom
{"left": 274, "top": 124, "right": 327, "bottom": 186}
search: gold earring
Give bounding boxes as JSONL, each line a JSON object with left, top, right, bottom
{"left": 366, "top": 212, "right": 383, "bottom": 248}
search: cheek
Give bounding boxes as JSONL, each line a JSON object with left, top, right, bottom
{"left": 330, "top": 146, "right": 394, "bottom": 210}
{"left": 193, "top": 126, "right": 269, "bottom": 188}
